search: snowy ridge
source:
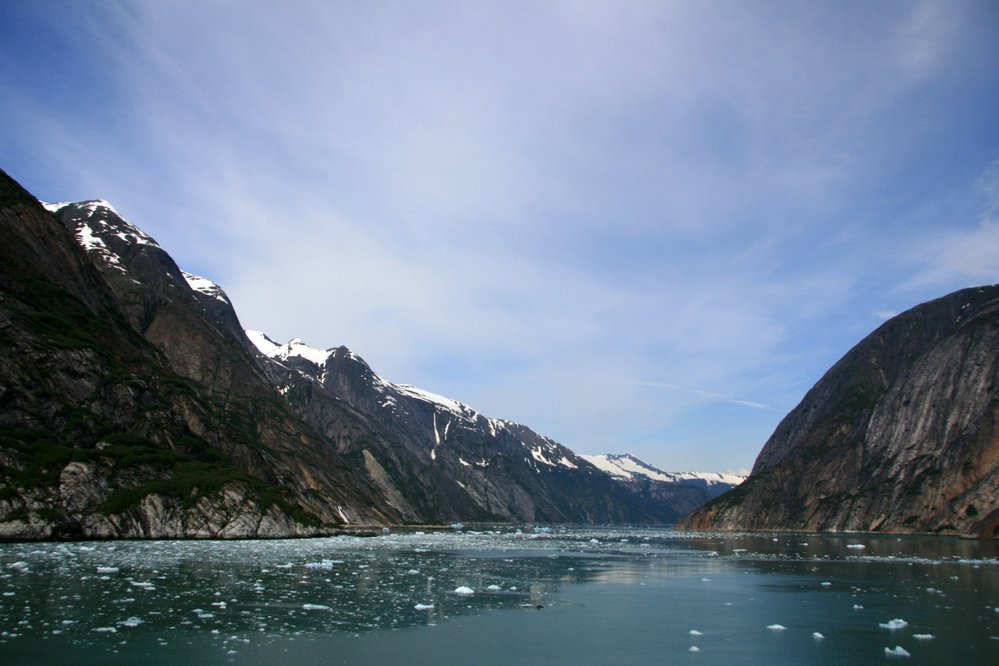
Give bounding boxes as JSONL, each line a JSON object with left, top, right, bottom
{"left": 183, "top": 272, "right": 231, "bottom": 304}
{"left": 44, "top": 199, "right": 159, "bottom": 274}
{"left": 246, "top": 331, "right": 583, "bottom": 471}
{"left": 246, "top": 331, "right": 333, "bottom": 367}
{"left": 580, "top": 454, "right": 745, "bottom": 487}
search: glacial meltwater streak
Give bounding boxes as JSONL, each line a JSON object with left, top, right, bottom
{"left": 1, "top": 528, "right": 997, "bottom": 664}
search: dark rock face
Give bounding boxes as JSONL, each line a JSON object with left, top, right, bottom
{"left": 0, "top": 168, "right": 671, "bottom": 538}
{"left": 678, "top": 286, "right": 999, "bottom": 538}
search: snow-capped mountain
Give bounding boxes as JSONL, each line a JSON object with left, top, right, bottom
{"left": 245, "top": 331, "right": 673, "bottom": 522}
{"left": 579, "top": 454, "right": 745, "bottom": 517}
{"left": 581, "top": 454, "right": 746, "bottom": 489}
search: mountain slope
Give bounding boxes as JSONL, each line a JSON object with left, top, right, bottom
{"left": 678, "top": 285, "right": 999, "bottom": 537}
{"left": 248, "top": 333, "right": 676, "bottom": 523}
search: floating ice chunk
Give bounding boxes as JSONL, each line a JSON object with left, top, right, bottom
{"left": 414, "top": 604, "right": 434, "bottom": 611}
{"left": 853, "top": 604, "right": 864, "bottom": 610}
{"left": 589, "top": 538, "right": 600, "bottom": 544}
{"left": 118, "top": 617, "right": 143, "bottom": 627}
{"left": 688, "top": 646, "right": 700, "bottom": 652}
{"left": 406, "top": 569, "right": 420, "bottom": 575}
{"left": 7, "top": 561, "right": 29, "bottom": 572}
{"left": 912, "top": 634, "right": 934, "bottom": 640}
{"left": 813, "top": 632, "right": 824, "bottom": 640}
{"left": 690, "top": 630, "right": 703, "bottom": 636}
{"left": 820, "top": 582, "right": 832, "bottom": 587}
{"left": 701, "top": 577, "right": 711, "bottom": 582}
{"left": 94, "top": 627, "right": 117, "bottom": 633}
{"left": 302, "top": 603, "right": 330, "bottom": 611}
{"left": 486, "top": 585, "right": 502, "bottom": 591}
{"left": 846, "top": 544, "right": 866, "bottom": 550}
{"left": 454, "top": 586, "right": 474, "bottom": 595}
{"left": 97, "top": 567, "right": 119, "bottom": 574}
{"left": 884, "top": 645, "right": 910, "bottom": 657}
{"left": 879, "top": 619, "right": 908, "bottom": 631}
{"left": 275, "top": 563, "right": 294, "bottom": 569}
{"left": 767, "top": 624, "right": 786, "bottom": 631}
{"left": 130, "top": 581, "right": 155, "bottom": 591}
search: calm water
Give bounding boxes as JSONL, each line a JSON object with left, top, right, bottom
{"left": 1, "top": 527, "right": 997, "bottom": 664}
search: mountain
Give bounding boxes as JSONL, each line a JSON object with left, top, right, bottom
{"left": 580, "top": 454, "right": 744, "bottom": 517}
{"left": 245, "top": 333, "right": 676, "bottom": 524}
{"left": 678, "top": 285, "right": 999, "bottom": 538}
{"left": 0, "top": 168, "right": 674, "bottom": 539}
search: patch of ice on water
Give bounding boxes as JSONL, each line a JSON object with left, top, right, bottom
{"left": 853, "top": 604, "right": 864, "bottom": 610}
{"left": 118, "top": 617, "right": 143, "bottom": 627}
{"left": 454, "top": 586, "right": 474, "bottom": 595}
{"left": 414, "top": 604, "right": 434, "bottom": 611}
{"left": 97, "top": 566, "right": 119, "bottom": 574}
{"left": 94, "top": 627, "right": 117, "bottom": 633}
{"left": 846, "top": 544, "right": 866, "bottom": 550}
{"left": 486, "top": 585, "right": 502, "bottom": 591}
{"left": 912, "top": 634, "right": 934, "bottom": 640}
{"left": 688, "top": 646, "right": 700, "bottom": 652}
{"left": 879, "top": 619, "right": 908, "bottom": 631}
{"left": 302, "top": 604, "right": 330, "bottom": 611}
{"left": 813, "top": 632, "right": 824, "bottom": 640}
{"left": 767, "top": 624, "right": 786, "bottom": 631}
{"left": 884, "top": 645, "right": 910, "bottom": 657}
{"left": 820, "top": 581, "right": 832, "bottom": 586}
{"left": 690, "top": 629, "right": 703, "bottom": 636}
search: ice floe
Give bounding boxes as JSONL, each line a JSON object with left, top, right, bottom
{"left": 766, "top": 624, "right": 786, "bottom": 631}
{"left": 884, "top": 645, "right": 911, "bottom": 657}
{"left": 688, "top": 646, "right": 700, "bottom": 652}
{"left": 302, "top": 604, "right": 331, "bottom": 611}
{"left": 912, "top": 634, "right": 934, "bottom": 640}
{"left": 689, "top": 630, "right": 703, "bottom": 636}
{"left": 879, "top": 619, "right": 908, "bottom": 631}
{"left": 414, "top": 604, "right": 434, "bottom": 611}
{"left": 454, "top": 586, "right": 474, "bottom": 595}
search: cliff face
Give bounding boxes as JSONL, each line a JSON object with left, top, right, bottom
{"left": 678, "top": 285, "right": 999, "bottom": 538}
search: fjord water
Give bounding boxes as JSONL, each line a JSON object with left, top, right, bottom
{"left": 1, "top": 528, "right": 996, "bottom": 665}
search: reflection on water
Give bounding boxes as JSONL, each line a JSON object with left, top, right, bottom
{"left": 1, "top": 527, "right": 997, "bottom": 664}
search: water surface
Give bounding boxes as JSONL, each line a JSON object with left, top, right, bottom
{"left": 1, "top": 527, "right": 997, "bottom": 664}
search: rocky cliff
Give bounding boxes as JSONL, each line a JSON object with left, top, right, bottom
{"left": 678, "top": 285, "right": 999, "bottom": 538}
{"left": 0, "top": 168, "right": 673, "bottom": 539}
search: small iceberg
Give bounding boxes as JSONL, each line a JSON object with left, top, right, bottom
{"left": 884, "top": 645, "right": 910, "bottom": 658}
{"left": 414, "top": 603, "right": 434, "bottom": 611}
{"left": 846, "top": 544, "right": 866, "bottom": 550}
{"left": 913, "top": 634, "right": 934, "bottom": 640}
{"left": 688, "top": 646, "right": 700, "bottom": 652}
{"left": 302, "top": 603, "right": 331, "bottom": 611}
{"left": 97, "top": 566, "right": 120, "bottom": 574}
{"left": 117, "top": 617, "right": 143, "bottom": 628}
{"left": 689, "top": 630, "right": 703, "bottom": 636}
{"left": 813, "top": 632, "right": 825, "bottom": 640}
{"left": 454, "top": 586, "right": 474, "bottom": 595}
{"left": 486, "top": 585, "right": 502, "bottom": 591}
{"left": 879, "top": 619, "right": 908, "bottom": 631}
{"left": 766, "top": 624, "right": 786, "bottom": 631}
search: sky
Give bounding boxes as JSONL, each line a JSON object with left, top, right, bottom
{"left": 2, "top": 1, "right": 998, "bottom": 474}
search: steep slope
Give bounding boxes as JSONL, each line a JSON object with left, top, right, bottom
{"left": 0, "top": 170, "right": 410, "bottom": 539}
{"left": 249, "top": 333, "right": 675, "bottom": 523}
{"left": 678, "top": 285, "right": 999, "bottom": 538}
{"left": 581, "top": 454, "right": 744, "bottom": 517}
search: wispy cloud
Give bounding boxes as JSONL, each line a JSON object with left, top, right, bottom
{"left": 1, "top": 1, "right": 996, "bottom": 471}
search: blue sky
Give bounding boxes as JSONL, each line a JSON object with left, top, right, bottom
{"left": 2, "top": 1, "right": 998, "bottom": 473}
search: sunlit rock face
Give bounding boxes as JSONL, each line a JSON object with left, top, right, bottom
{"left": 679, "top": 285, "right": 999, "bottom": 538}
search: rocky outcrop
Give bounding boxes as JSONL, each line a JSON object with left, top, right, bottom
{"left": 678, "top": 285, "right": 999, "bottom": 538}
